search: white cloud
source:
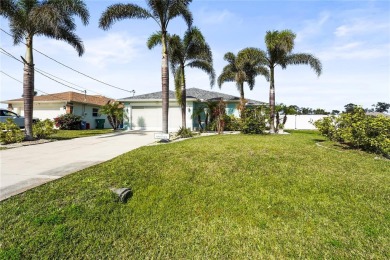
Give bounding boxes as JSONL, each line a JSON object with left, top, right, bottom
{"left": 334, "top": 19, "right": 389, "bottom": 38}
{"left": 197, "top": 9, "right": 240, "bottom": 25}
{"left": 82, "top": 33, "right": 144, "bottom": 68}
{"left": 317, "top": 42, "right": 389, "bottom": 61}
{"left": 296, "top": 11, "right": 330, "bottom": 43}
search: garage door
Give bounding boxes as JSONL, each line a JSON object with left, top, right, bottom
{"left": 131, "top": 106, "right": 182, "bottom": 131}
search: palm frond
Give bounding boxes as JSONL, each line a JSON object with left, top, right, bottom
{"left": 147, "top": 31, "right": 162, "bottom": 50}
{"left": 217, "top": 70, "right": 235, "bottom": 88}
{"left": 167, "top": 0, "right": 193, "bottom": 29}
{"left": 0, "top": 0, "right": 18, "bottom": 18}
{"left": 187, "top": 60, "right": 215, "bottom": 87}
{"left": 99, "top": 3, "right": 151, "bottom": 30}
{"left": 49, "top": 0, "right": 90, "bottom": 25}
{"left": 223, "top": 52, "right": 236, "bottom": 64}
{"left": 40, "top": 25, "right": 84, "bottom": 56}
{"left": 285, "top": 53, "right": 322, "bottom": 76}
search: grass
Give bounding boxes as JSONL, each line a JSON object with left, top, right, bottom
{"left": 49, "top": 129, "right": 114, "bottom": 140}
{"left": 0, "top": 131, "right": 389, "bottom": 258}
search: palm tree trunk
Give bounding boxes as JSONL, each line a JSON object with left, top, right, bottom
{"left": 269, "top": 66, "right": 276, "bottom": 133}
{"left": 239, "top": 82, "right": 245, "bottom": 117}
{"left": 161, "top": 31, "right": 169, "bottom": 134}
{"left": 180, "top": 66, "right": 186, "bottom": 129}
{"left": 23, "top": 36, "right": 34, "bottom": 140}
{"left": 239, "top": 82, "right": 245, "bottom": 100}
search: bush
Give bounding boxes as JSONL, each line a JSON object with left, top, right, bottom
{"left": 0, "top": 119, "right": 25, "bottom": 144}
{"left": 241, "top": 107, "right": 266, "bottom": 134}
{"left": 314, "top": 107, "right": 390, "bottom": 157}
{"left": 33, "top": 119, "right": 56, "bottom": 139}
{"left": 224, "top": 115, "right": 242, "bottom": 131}
{"left": 177, "top": 127, "right": 194, "bottom": 138}
{"left": 54, "top": 114, "right": 82, "bottom": 130}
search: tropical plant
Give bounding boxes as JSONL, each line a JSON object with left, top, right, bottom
{"left": 218, "top": 48, "right": 269, "bottom": 108}
{"left": 257, "top": 30, "right": 322, "bottom": 133}
{"left": 176, "top": 126, "right": 194, "bottom": 138}
{"left": 0, "top": 118, "right": 24, "bottom": 144}
{"left": 213, "top": 100, "right": 226, "bottom": 134}
{"left": 33, "top": 119, "right": 56, "bottom": 139}
{"left": 147, "top": 27, "right": 215, "bottom": 129}
{"left": 99, "top": 0, "right": 193, "bottom": 134}
{"left": 99, "top": 101, "right": 126, "bottom": 130}
{"left": 241, "top": 106, "right": 267, "bottom": 134}
{"left": 0, "top": 0, "right": 89, "bottom": 140}
{"left": 314, "top": 106, "right": 390, "bottom": 157}
{"left": 55, "top": 114, "right": 82, "bottom": 130}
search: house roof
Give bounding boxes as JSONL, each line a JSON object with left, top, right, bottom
{"left": 119, "top": 87, "right": 266, "bottom": 105}
{"left": 366, "top": 112, "right": 390, "bottom": 117}
{"left": 2, "top": 91, "right": 112, "bottom": 107}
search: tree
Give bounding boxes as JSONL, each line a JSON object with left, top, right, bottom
{"left": 331, "top": 110, "right": 340, "bottom": 115}
{"left": 218, "top": 47, "right": 269, "bottom": 104}
{"left": 344, "top": 103, "right": 358, "bottom": 113}
{"left": 147, "top": 27, "right": 215, "bottom": 129}
{"left": 313, "top": 108, "right": 329, "bottom": 115}
{"left": 99, "top": 101, "right": 126, "bottom": 130}
{"left": 99, "top": 0, "right": 193, "bottom": 134}
{"left": 0, "top": 0, "right": 89, "bottom": 140}
{"left": 373, "top": 102, "right": 390, "bottom": 113}
{"left": 257, "top": 30, "right": 322, "bottom": 133}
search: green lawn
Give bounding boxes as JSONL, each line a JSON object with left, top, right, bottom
{"left": 49, "top": 129, "right": 114, "bottom": 140}
{"left": 0, "top": 131, "right": 389, "bottom": 258}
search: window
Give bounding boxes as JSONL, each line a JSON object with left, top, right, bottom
{"left": 92, "top": 108, "right": 99, "bottom": 117}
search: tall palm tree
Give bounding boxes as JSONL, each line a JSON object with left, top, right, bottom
{"left": 218, "top": 47, "right": 269, "bottom": 103}
{"left": 99, "top": 0, "right": 193, "bottom": 134}
{"left": 260, "top": 30, "right": 322, "bottom": 133}
{"left": 0, "top": 0, "right": 89, "bottom": 140}
{"left": 148, "top": 27, "right": 215, "bottom": 129}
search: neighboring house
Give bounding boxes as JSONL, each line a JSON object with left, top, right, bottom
{"left": 118, "top": 87, "right": 266, "bottom": 131}
{"left": 1, "top": 91, "right": 112, "bottom": 129}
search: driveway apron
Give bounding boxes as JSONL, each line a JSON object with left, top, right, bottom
{"left": 0, "top": 131, "right": 155, "bottom": 201}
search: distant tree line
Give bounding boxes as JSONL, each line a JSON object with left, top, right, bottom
{"left": 278, "top": 102, "right": 390, "bottom": 116}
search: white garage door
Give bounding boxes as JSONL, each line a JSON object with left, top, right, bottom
{"left": 131, "top": 106, "right": 182, "bottom": 131}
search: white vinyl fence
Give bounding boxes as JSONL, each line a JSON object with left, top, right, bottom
{"left": 283, "top": 115, "right": 328, "bottom": 130}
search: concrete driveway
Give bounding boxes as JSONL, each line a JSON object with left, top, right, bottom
{"left": 0, "top": 131, "right": 155, "bottom": 201}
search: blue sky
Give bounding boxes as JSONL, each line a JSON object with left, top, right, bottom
{"left": 1, "top": 0, "right": 389, "bottom": 112}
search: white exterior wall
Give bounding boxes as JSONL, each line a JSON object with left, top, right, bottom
{"left": 283, "top": 115, "right": 328, "bottom": 130}
{"left": 9, "top": 102, "right": 110, "bottom": 129}
{"left": 8, "top": 102, "right": 65, "bottom": 120}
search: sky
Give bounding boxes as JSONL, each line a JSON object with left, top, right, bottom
{"left": 1, "top": 0, "right": 389, "bottom": 112}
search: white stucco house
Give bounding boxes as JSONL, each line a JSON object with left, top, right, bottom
{"left": 1, "top": 91, "right": 113, "bottom": 129}
{"left": 118, "top": 87, "right": 266, "bottom": 132}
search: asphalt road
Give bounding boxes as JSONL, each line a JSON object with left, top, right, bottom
{"left": 0, "top": 131, "right": 155, "bottom": 201}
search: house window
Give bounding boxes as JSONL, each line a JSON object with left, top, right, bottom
{"left": 92, "top": 108, "right": 99, "bottom": 117}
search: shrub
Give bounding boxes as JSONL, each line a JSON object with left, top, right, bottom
{"left": 0, "top": 119, "right": 25, "bottom": 144}
{"left": 99, "top": 101, "right": 126, "bottom": 130}
{"left": 177, "top": 127, "right": 194, "bottom": 138}
{"left": 224, "top": 115, "right": 242, "bottom": 131}
{"left": 241, "top": 106, "right": 266, "bottom": 134}
{"left": 314, "top": 107, "right": 390, "bottom": 157}
{"left": 55, "top": 114, "right": 82, "bottom": 130}
{"left": 33, "top": 119, "right": 56, "bottom": 139}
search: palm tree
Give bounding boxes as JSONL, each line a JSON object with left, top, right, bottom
{"left": 259, "top": 30, "right": 322, "bottom": 133}
{"left": 148, "top": 27, "right": 215, "bottom": 129}
{"left": 0, "top": 0, "right": 89, "bottom": 140}
{"left": 218, "top": 48, "right": 269, "bottom": 104}
{"left": 99, "top": 0, "right": 193, "bottom": 134}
